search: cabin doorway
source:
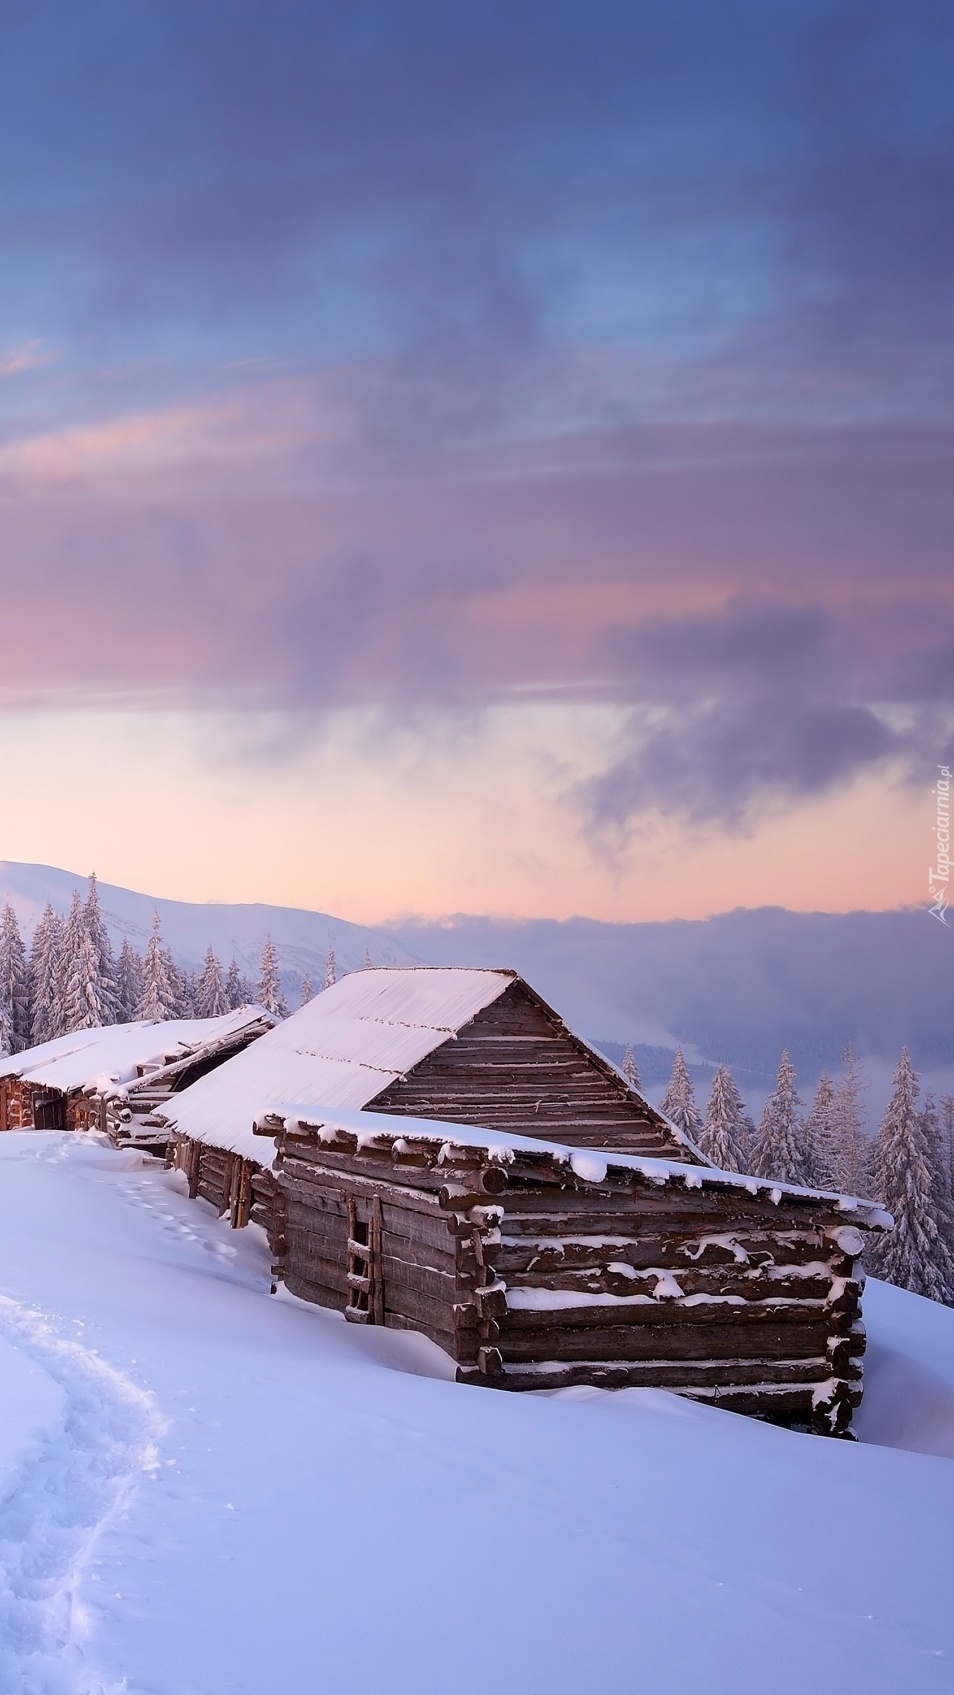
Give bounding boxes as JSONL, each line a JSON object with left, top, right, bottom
{"left": 33, "top": 1094, "right": 66, "bottom": 1130}
{"left": 345, "top": 1196, "right": 384, "bottom": 1324}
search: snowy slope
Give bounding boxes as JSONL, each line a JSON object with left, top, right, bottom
{"left": 0, "top": 860, "right": 421, "bottom": 982}
{"left": 0, "top": 1132, "right": 951, "bottom": 1695}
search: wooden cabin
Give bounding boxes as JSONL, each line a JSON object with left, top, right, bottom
{"left": 257, "top": 1107, "right": 888, "bottom": 1436}
{"left": 155, "top": 967, "right": 699, "bottom": 1231}
{"left": 153, "top": 966, "right": 888, "bottom": 1432}
{"left": 0, "top": 1008, "right": 275, "bottom": 1143}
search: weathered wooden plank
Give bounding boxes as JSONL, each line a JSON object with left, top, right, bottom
{"left": 495, "top": 1231, "right": 834, "bottom": 1275}
{"left": 497, "top": 1320, "right": 833, "bottom": 1363}
{"left": 504, "top": 1267, "right": 846, "bottom": 1301}
{"left": 284, "top": 1271, "right": 349, "bottom": 1312}
{"left": 492, "top": 1355, "right": 833, "bottom": 1390}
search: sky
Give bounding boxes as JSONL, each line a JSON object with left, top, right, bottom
{"left": 1, "top": 0, "right": 952, "bottom": 922}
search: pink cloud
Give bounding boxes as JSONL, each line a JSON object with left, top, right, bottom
{"left": 0, "top": 340, "right": 58, "bottom": 378}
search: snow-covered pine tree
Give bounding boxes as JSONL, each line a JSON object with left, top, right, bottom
{"left": 658, "top": 1048, "right": 703, "bottom": 1143}
{"left": 28, "top": 904, "right": 63, "bottom": 1044}
{"left": 137, "top": 914, "right": 179, "bottom": 1022}
{"left": 177, "top": 967, "right": 197, "bottom": 1018}
{"left": 803, "top": 1071, "right": 838, "bottom": 1190}
{"left": 871, "top": 1050, "right": 954, "bottom": 1303}
{"left": 921, "top": 1094, "right": 954, "bottom": 1291}
{"left": 61, "top": 891, "right": 111, "bottom": 1032}
{"left": 362, "top": 946, "right": 372, "bottom": 969}
{"left": 299, "top": 973, "right": 313, "bottom": 1007}
{"left": 115, "top": 939, "right": 144, "bottom": 1023}
{"left": 940, "top": 1096, "right": 954, "bottom": 1251}
{"left": 751, "top": 1051, "right": 808, "bottom": 1185}
{"left": 831, "top": 1042, "right": 871, "bottom": 1196}
{"left": 699, "top": 1065, "right": 750, "bottom": 1172}
{"left": 84, "top": 874, "right": 118, "bottom": 1024}
{"left": 622, "top": 1045, "right": 642, "bottom": 1093}
{"left": 0, "top": 904, "right": 30, "bottom": 1054}
{"left": 157, "top": 945, "right": 192, "bottom": 1017}
{"left": 325, "top": 945, "right": 337, "bottom": 989}
{"left": 225, "top": 959, "right": 245, "bottom": 1010}
{"left": 258, "top": 936, "right": 288, "bottom": 1018}
{"left": 195, "top": 946, "right": 229, "bottom": 1019}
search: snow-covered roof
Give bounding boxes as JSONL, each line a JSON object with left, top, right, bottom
{"left": 260, "top": 1105, "right": 892, "bottom": 1230}
{"left": 0, "top": 1007, "right": 274, "bottom": 1096}
{"left": 158, "top": 966, "right": 700, "bottom": 1164}
{"left": 155, "top": 967, "right": 516, "bottom": 1158}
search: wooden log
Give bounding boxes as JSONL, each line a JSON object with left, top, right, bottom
{"left": 488, "top": 1355, "right": 833, "bottom": 1392}
{"left": 497, "top": 1319, "right": 833, "bottom": 1364}
{"left": 499, "top": 1295, "right": 837, "bottom": 1331}
{"left": 494, "top": 1230, "right": 832, "bottom": 1275}
{"left": 503, "top": 1264, "right": 845, "bottom": 1301}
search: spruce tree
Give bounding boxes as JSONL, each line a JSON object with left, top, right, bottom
{"left": 751, "top": 1051, "right": 807, "bottom": 1185}
{"left": 116, "top": 939, "right": 144, "bottom": 1022}
{"left": 137, "top": 914, "right": 179, "bottom": 1021}
{"left": 63, "top": 915, "right": 111, "bottom": 1031}
{"left": 84, "top": 874, "right": 118, "bottom": 1023}
{"left": 258, "top": 936, "right": 288, "bottom": 1018}
{"left": 659, "top": 1048, "right": 703, "bottom": 1143}
{"left": 922, "top": 1094, "right": 954, "bottom": 1285}
{"left": 160, "top": 949, "right": 193, "bottom": 1018}
{"left": 698, "top": 1065, "right": 749, "bottom": 1171}
{"left": 196, "top": 946, "right": 229, "bottom": 1018}
{"left": 872, "top": 1050, "right": 954, "bottom": 1303}
{"left": 299, "top": 972, "right": 314, "bottom": 1007}
{"left": 0, "top": 904, "right": 30, "bottom": 1053}
{"left": 325, "top": 945, "right": 337, "bottom": 989}
{"left": 803, "top": 1072, "right": 838, "bottom": 1190}
{"left": 29, "top": 905, "right": 63, "bottom": 1045}
{"left": 940, "top": 1096, "right": 954, "bottom": 1249}
{"left": 622, "top": 1045, "right": 642, "bottom": 1093}
{"left": 363, "top": 946, "right": 372, "bottom": 969}
{"left": 831, "top": 1043, "right": 870, "bottom": 1196}
{"left": 225, "top": 958, "right": 245, "bottom": 1010}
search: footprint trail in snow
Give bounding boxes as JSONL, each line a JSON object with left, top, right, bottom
{"left": 0, "top": 1295, "right": 165, "bottom": 1695}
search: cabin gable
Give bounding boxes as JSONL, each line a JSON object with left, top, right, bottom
{"left": 366, "top": 980, "right": 690, "bottom": 1159}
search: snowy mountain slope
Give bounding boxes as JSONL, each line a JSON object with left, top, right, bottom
{"left": 0, "top": 860, "right": 421, "bottom": 982}
{"left": 0, "top": 1131, "right": 951, "bottom": 1695}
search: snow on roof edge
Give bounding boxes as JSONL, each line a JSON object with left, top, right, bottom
{"left": 261, "top": 1104, "right": 891, "bottom": 1229}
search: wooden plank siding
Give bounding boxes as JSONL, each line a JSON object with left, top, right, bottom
{"left": 263, "top": 1118, "right": 883, "bottom": 1435}
{"left": 170, "top": 1134, "right": 266, "bottom": 1233}
{"left": 367, "top": 980, "right": 688, "bottom": 1159}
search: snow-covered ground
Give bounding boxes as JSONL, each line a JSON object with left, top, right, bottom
{"left": 0, "top": 1134, "right": 951, "bottom": 1695}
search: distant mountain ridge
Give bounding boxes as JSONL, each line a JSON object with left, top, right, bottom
{"left": 0, "top": 862, "right": 422, "bottom": 992}
{"left": 1, "top": 863, "right": 950, "bottom": 1111}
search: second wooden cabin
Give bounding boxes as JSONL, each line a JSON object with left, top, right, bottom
{"left": 0, "top": 1008, "right": 275, "bottom": 1138}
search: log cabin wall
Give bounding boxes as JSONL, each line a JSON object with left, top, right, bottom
{"left": 270, "top": 1130, "right": 505, "bottom": 1372}
{"left": 0, "top": 1078, "right": 72, "bottom": 1130}
{"left": 264, "top": 1120, "right": 875, "bottom": 1435}
{"left": 367, "top": 981, "right": 689, "bottom": 1159}
{"left": 170, "top": 1134, "right": 269, "bottom": 1232}
{"left": 491, "top": 1161, "right": 866, "bottom": 1433}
